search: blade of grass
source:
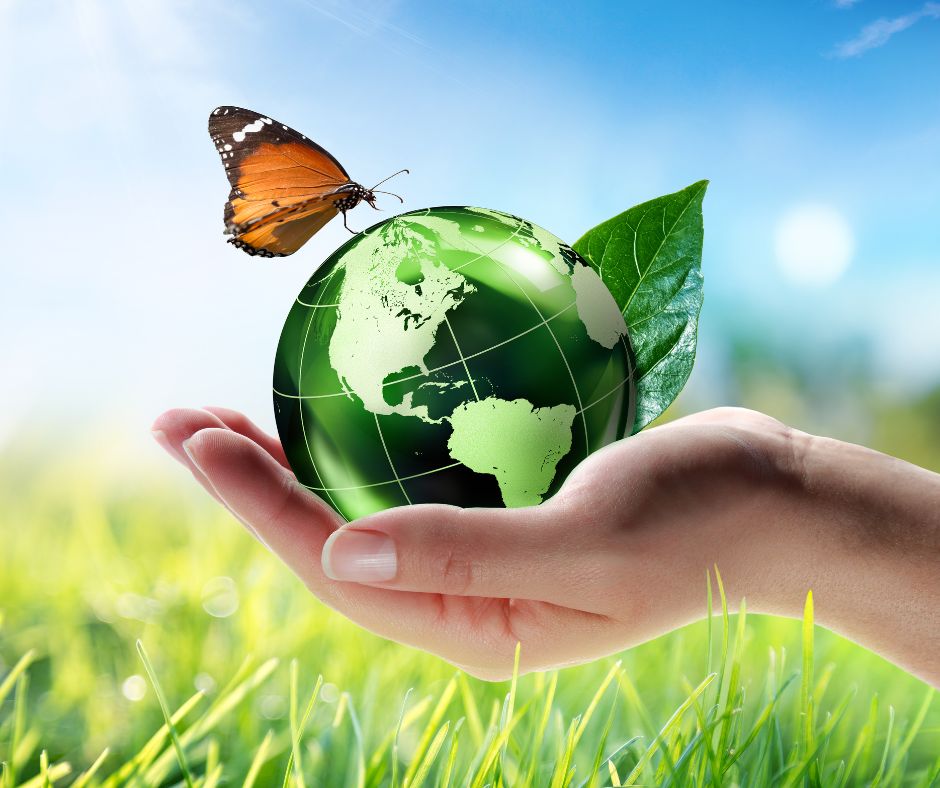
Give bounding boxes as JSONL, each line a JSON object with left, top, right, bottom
{"left": 7, "top": 671, "right": 28, "bottom": 786}
{"left": 498, "top": 643, "right": 521, "bottom": 769}
{"left": 143, "top": 657, "right": 278, "bottom": 784}
{"left": 608, "top": 757, "right": 622, "bottom": 787}
{"left": 884, "top": 687, "right": 933, "bottom": 784}
{"left": 799, "top": 590, "right": 815, "bottom": 772}
{"left": 191, "top": 657, "right": 279, "bottom": 739}
{"left": 589, "top": 737, "right": 641, "bottom": 788}
{"left": 921, "top": 752, "right": 940, "bottom": 787}
{"left": 660, "top": 727, "right": 707, "bottom": 787}
{"left": 203, "top": 764, "right": 223, "bottom": 788}
{"left": 243, "top": 730, "right": 274, "bottom": 788}
{"left": 722, "top": 672, "right": 798, "bottom": 774}
{"left": 390, "top": 687, "right": 413, "bottom": 788}
{"left": 618, "top": 670, "right": 679, "bottom": 779}
{"left": 579, "top": 693, "right": 618, "bottom": 788}
{"left": 103, "top": 688, "right": 204, "bottom": 787}
{"left": 408, "top": 720, "right": 450, "bottom": 788}
{"left": 457, "top": 672, "right": 485, "bottom": 749}
{"left": 18, "top": 760, "right": 71, "bottom": 788}
{"left": 683, "top": 679, "right": 721, "bottom": 788}
{"left": 780, "top": 687, "right": 855, "bottom": 788}
{"left": 717, "top": 598, "right": 747, "bottom": 763}
{"left": 840, "top": 693, "right": 878, "bottom": 788}
{"left": 403, "top": 674, "right": 456, "bottom": 786}
{"left": 870, "top": 705, "right": 895, "bottom": 788}
{"left": 624, "top": 672, "right": 716, "bottom": 786}
{"left": 550, "top": 715, "right": 580, "bottom": 788}
{"left": 655, "top": 726, "right": 686, "bottom": 784}
{"left": 499, "top": 657, "right": 526, "bottom": 785}
{"left": 713, "top": 566, "right": 730, "bottom": 707}
{"left": 573, "top": 661, "right": 621, "bottom": 751}
{"left": 0, "top": 651, "right": 35, "bottom": 708}
{"left": 706, "top": 569, "right": 714, "bottom": 677}
{"left": 73, "top": 748, "right": 110, "bottom": 788}
{"left": 136, "top": 640, "right": 195, "bottom": 788}
{"left": 469, "top": 698, "right": 530, "bottom": 788}
{"left": 283, "top": 665, "right": 323, "bottom": 788}
{"left": 367, "top": 694, "right": 432, "bottom": 778}
{"left": 203, "top": 738, "right": 221, "bottom": 788}
{"left": 439, "top": 717, "right": 464, "bottom": 788}
{"left": 524, "top": 671, "right": 558, "bottom": 783}
{"left": 287, "top": 661, "right": 305, "bottom": 788}
{"left": 337, "top": 692, "right": 366, "bottom": 788}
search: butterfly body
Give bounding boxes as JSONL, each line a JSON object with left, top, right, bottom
{"left": 208, "top": 106, "right": 402, "bottom": 257}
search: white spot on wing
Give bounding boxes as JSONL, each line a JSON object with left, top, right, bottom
{"left": 232, "top": 118, "right": 267, "bottom": 143}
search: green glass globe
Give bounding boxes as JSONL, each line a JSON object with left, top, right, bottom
{"left": 273, "top": 206, "right": 636, "bottom": 521}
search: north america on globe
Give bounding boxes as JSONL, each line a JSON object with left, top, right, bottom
{"left": 274, "top": 206, "right": 637, "bottom": 521}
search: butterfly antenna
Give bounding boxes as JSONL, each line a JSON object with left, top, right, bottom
{"left": 369, "top": 168, "right": 409, "bottom": 191}
{"left": 372, "top": 189, "right": 404, "bottom": 203}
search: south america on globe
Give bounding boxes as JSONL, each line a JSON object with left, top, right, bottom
{"left": 273, "top": 206, "right": 636, "bottom": 520}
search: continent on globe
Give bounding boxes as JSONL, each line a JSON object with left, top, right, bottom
{"left": 447, "top": 397, "right": 576, "bottom": 507}
{"left": 328, "top": 223, "right": 476, "bottom": 423}
{"left": 273, "top": 206, "right": 637, "bottom": 521}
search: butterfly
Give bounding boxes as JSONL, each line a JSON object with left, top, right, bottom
{"left": 208, "top": 106, "right": 407, "bottom": 257}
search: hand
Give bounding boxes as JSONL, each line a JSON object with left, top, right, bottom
{"left": 152, "top": 406, "right": 940, "bottom": 685}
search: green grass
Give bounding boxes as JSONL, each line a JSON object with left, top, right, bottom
{"left": 0, "top": 447, "right": 938, "bottom": 786}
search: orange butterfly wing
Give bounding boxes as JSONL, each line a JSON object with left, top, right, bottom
{"left": 208, "top": 106, "right": 352, "bottom": 257}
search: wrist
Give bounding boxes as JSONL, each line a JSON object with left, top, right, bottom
{"left": 782, "top": 429, "right": 940, "bottom": 684}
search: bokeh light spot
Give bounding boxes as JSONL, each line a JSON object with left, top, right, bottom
{"left": 201, "top": 576, "right": 239, "bottom": 618}
{"left": 774, "top": 203, "right": 855, "bottom": 286}
{"left": 122, "top": 675, "right": 147, "bottom": 702}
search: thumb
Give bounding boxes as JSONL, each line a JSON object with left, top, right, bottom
{"left": 321, "top": 500, "right": 581, "bottom": 602}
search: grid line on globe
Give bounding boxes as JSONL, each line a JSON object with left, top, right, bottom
{"left": 291, "top": 255, "right": 571, "bottom": 497}
{"left": 483, "top": 251, "right": 592, "bottom": 455}
{"left": 372, "top": 412, "right": 413, "bottom": 505}
{"left": 272, "top": 301, "right": 579, "bottom": 402}
{"left": 295, "top": 263, "right": 344, "bottom": 514}
{"left": 274, "top": 206, "right": 636, "bottom": 520}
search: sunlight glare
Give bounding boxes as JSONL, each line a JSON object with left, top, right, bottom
{"left": 774, "top": 203, "right": 855, "bottom": 286}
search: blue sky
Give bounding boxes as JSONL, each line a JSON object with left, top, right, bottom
{"left": 1, "top": 0, "right": 938, "bottom": 449}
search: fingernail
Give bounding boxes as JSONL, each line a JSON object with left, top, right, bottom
{"left": 322, "top": 530, "right": 397, "bottom": 582}
{"left": 181, "top": 437, "right": 204, "bottom": 473}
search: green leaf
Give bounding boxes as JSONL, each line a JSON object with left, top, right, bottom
{"left": 573, "top": 180, "right": 707, "bottom": 432}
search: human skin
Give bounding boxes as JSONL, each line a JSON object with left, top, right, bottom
{"left": 151, "top": 406, "right": 940, "bottom": 687}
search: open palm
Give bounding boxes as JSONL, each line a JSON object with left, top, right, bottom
{"left": 153, "top": 405, "right": 806, "bottom": 680}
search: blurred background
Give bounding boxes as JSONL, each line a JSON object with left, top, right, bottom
{"left": 1, "top": 0, "right": 938, "bottom": 781}
{"left": 2, "top": 0, "right": 939, "bottom": 457}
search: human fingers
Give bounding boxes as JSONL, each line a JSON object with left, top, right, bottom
{"left": 182, "top": 428, "right": 631, "bottom": 677}
{"left": 151, "top": 408, "right": 232, "bottom": 505}
{"left": 321, "top": 501, "right": 592, "bottom": 606}
{"left": 201, "top": 406, "right": 291, "bottom": 469}
{"left": 179, "top": 428, "right": 520, "bottom": 669}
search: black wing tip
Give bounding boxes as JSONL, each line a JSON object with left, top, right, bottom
{"left": 227, "top": 237, "right": 287, "bottom": 258}
{"left": 210, "top": 105, "right": 247, "bottom": 116}
{"left": 209, "top": 105, "right": 231, "bottom": 126}
{"left": 208, "top": 105, "right": 261, "bottom": 129}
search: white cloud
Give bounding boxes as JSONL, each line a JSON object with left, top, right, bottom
{"left": 833, "top": 2, "right": 940, "bottom": 57}
{"left": 834, "top": 0, "right": 861, "bottom": 8}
